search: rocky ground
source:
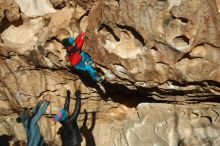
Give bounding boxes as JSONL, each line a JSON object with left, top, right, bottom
{"left": 1, "top": 0, "right": 220, "bottom": 146}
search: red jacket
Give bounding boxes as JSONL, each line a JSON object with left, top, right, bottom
{"left": 67, "top": 32, "right": 85, "bottom": 65}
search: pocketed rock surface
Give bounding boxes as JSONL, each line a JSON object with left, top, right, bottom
{"left": 0, "top": 0, "right": 220, "bottom": 146}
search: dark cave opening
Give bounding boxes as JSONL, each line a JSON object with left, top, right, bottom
{"left": 70, "top": 68, "right": 220, "bottom": 107}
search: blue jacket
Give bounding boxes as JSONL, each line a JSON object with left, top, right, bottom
{"left": 21, "top": 100, "right": 50, "bottom": 146}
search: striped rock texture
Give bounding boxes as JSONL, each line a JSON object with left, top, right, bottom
{"left": 0, "top": 0, "right": 220, "bottom": 146}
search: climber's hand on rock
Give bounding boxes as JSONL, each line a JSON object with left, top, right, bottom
{"left": 65, "top": 61, "right": 71, "bottom": 66}
{"left": 75, "top": 90, "right": 81, "bottom": 98}
{"left": 66, "top": 90, "right": 71, "bottom": 97}
{"left": 44, "top": 94, "right": 51, "bottom": 102}
{"left": 65, "top": 54, "right": 69, "bottom": 61}
{"left": 84, "top": 36, "right": 88, "bottom": 41}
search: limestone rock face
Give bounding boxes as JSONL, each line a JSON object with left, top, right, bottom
{"left": 1, "top": 18, "right": 44, "bottom": 52}
{"left": 14, "top": 0, "right": 56, "bottom": 17}
{"left": 0, "top": 0, "right": 20, "bottom": 22}
{"left": 84, "top": 0, "right": 220, "bottom": 95}
{"left": 1, "top": 103, "right": 220, "bottom": 146}
{"left": 119, "top": 103, "right": 220, "bottom": 146}
{"left": 0, "top": 0, "right": 220, "bottom": 146}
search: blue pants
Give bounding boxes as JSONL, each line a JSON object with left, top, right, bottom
{"left": 73, "top": 51, "right": 98, "bottom": 80}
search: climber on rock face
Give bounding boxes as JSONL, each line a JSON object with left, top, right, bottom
{"left": 53, "top": 90, "right": 82, "bottom": 146}
{"left": 56, "top": 31, "right": 104, "bottom": 83}
{"left": 16, "top": 95, "right": 51, "bottom": 146}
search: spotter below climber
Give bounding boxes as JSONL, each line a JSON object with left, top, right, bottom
{"left": 54, "top": 90, "right": 82, "bottom": 146}
{"left": 16, "top": 95, "right": 51, "bottom": 146}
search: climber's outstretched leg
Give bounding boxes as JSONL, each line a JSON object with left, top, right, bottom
{"left": 74, "top": 58, "right": 104, "bottom": 83}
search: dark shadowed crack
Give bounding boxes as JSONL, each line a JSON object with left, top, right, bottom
{"left": 195, "top": 42, "right": 220, "bottom": 49}
{"left": 211, "top": 110, "right": 219, "bottom": 122}
{"left": 76, "top": 71, "right": 220, "bottom": 107}
{"left": 122, "top": 127, "right": 129, "bottom": 146}
{"left": 116, "top": 24, "right": 145, "bottom": 46}
{"left": 79, "top": 10, "right": 90, "bottom": 22}
{"left": 115, "top": 0, "right": 120, "bottom": 5}
{"left": 155, "top": 40, "right": 180, "bottom": 53}
{"left": 170, "top": 11, "right": 189, "bottom": 24}
{"left": 0, "top": 14, "right": 23, "bottom": 33}
{"left": 98, "top": 23, "right": 120, "bottom": 41}
{"left": 35, "top": 89, "right": 58, "bottom": 98}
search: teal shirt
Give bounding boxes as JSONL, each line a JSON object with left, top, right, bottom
{"left": 23, "top": 100, "right": 49, "bottom": 146}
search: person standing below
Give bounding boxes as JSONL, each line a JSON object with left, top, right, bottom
{"left": 53, "top": 90, "right": 82, "bottom": 146}
{"left": 16, "top": 95, "right": 51, "bottom": 146}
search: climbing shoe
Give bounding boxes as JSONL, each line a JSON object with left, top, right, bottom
{"left": 87, "top": 61, "right": 95, "bottom": 67}
{"left": 96, "top": 76, "right": 105, "bottom": 83}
